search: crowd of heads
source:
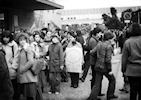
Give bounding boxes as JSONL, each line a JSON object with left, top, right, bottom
{"left": 0, "top": 22, "right": 141, "bottom": 48}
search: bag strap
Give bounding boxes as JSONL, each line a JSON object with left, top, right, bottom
{"left": 11, "top": 45, "right": 14, "bottom": 58}
{"left": 23, "top": 50, "right": 28, "bottom": 62}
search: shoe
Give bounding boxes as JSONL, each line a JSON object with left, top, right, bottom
{"left": 55, "top": 92, "right": 60, "bottom": 95}
{"left": 48, "top": 91, "right": 52, "bottom": 94}
{"left": 98, "top": 93, "right": 105, "bottom": 96}
{"left": 107, "top": 95, "right": 118, "bottom": 100}
{"left": 119, "top": 88, "right": 125, "bottom": 91}
{"left": 119, "top": 88, "right": 129, "bottom": 93}
{"left": 73, "top": 84, "right": 78, "bottom": 88}
{"left": 70, "top": 84, "right": 74, "bottom": 87}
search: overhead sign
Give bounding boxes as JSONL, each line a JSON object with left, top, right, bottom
{"left": 123, "top": 11, "right": 132, "bottom": 20}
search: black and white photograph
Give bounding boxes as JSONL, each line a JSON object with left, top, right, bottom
{"left": 0, "top": 0, "right": 141, "bottom": 100}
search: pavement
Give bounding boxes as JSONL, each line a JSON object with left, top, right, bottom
{"left": 43, "top": 53, "right": 130, "bottom": 100}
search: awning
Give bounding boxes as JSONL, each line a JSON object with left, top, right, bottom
{"left": 0, "top": 0, "right": 64, "bottom": 10}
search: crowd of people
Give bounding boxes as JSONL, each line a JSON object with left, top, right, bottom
{"left": 0, "top": 21, "right": 141, "bottom": 100}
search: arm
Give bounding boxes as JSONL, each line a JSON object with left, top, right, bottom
{"left": 90, "top": 46, "right": 97, "bottom": 54}
{"left": 105, "top": 45, "right": 113, "bottom": 72}
{"left": 19, "top": 48, "right": 34, "bottom": 74}
{"left": 11, "top": 43, "right": 19, "bottom": 70}
{"left": 121, "top": 42, "right": 128, "bottom": 74}
{"left": 89, "top": 38, "right": 98, "bottom": 54}
{"left": 59, "top": 44, "right": 64, "bottom": 67}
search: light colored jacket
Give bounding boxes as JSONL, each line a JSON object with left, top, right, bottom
{"left": 65, "top": 44, "right": 83, "bottom": 73}
{"left": 3, "top": 40, "right": 19, "bottom": 79}
{"left": 17, "top": 44, "right": 38, "bottom": 83}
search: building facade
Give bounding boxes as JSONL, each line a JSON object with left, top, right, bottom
{"left": 58, "top": 6, "right": 141, "bottom": 25}
{"left": 0, "top": 0, "right": 63, "bottom": 33}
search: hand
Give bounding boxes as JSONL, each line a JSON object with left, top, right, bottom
{"left": 109, "top": 71, "right": 113, "bottom": 75}
{"left": 60, "top": 65, "right": 64, "bottom": 70}
{"left": 9, "top": 57, "right": 13, "bottom": 64}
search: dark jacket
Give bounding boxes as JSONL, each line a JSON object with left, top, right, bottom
{"left": 48, "top": 43, "right": 64, "bottom": 72}
{"left": 76, "top": 35, "right": 85, "bottom": 47}
{"left": 91, "top": 41, "right": 112, "bottom": 73}
{"left": 122, "top": 36, "right": 141, "bottom": 76}
{"left": 0, "top": 49, "right": 14, "bottom": 100}
{"left": 84, "top": 36, "right": 98, "bottom": 65}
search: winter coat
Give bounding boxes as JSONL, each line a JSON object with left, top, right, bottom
{"left": 17, "top": 45, "right": 38, "bottom": 83}
{"left": 2, "top": 40, "right": 19, "bottom": 79}
{"left": 65, "top": 44, "right": 83, "bottom": 73}
{"left": 84, "top": 36, "right": 98, "bottom": 65}
{"left": 0, "top": 49, "right": 14, "bottom": 100}
{"left": 122, "top": 36, "right": 141, "bottom": 76}
{"left": 91, "top": 41, "right": 112, "bottom": 73}
{"left": 48, "top": 42, "right": 64, "bottom": 72}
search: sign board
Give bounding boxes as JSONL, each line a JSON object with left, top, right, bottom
{"left": 123, "top": 11, "right": 132, "bottom": 20}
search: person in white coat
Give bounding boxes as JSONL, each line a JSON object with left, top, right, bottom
{"left": 65, "top": 33, "right": 84, "bottom": 88}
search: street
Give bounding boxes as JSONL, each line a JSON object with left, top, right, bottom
{"left": 43, "top": 53, "right": 129, "bottom": 100}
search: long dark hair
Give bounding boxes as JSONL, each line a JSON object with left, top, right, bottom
{"left": 128, "top": 23, "right": 141, "bottom": 37}
{"left": 1, "top": 30, "right": 14, "bottom": 45}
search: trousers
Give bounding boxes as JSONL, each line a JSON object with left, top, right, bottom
{"left": 49, "top": 72, "right": 61, "bottom": 92}
{"left": 128, "top": 76, "right": 141, "bottom": 100}
{"left": 70, "top": 73, "right": 79, "bottom": 87}
{"left": 88, "top": 71, "right": 116, "bottom": 100}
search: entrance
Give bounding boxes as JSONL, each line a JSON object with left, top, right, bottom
{"left": 0, "top": 13, "right": 5, "bottom": 34}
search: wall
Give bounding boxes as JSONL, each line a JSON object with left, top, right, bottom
{"left": 8, "top": 9, "right": 35, "bottom": 32}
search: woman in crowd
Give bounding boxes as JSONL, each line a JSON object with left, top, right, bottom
{"left": 16, "top": 33, "right": 43, "bottom": 100}
{"left": 65, "top": 32, "right": 84, "bottom": 88}
{"left": 0, "top": 36, "right": 14, "bottom": 100}
{"left": 122, "top": 23, "right": 141, "bottom": 100}
{"left": 31, "top": 31, "right": 47, "bottom": 92}
{"left": 1, "top": 30, "right": 19, "bottom": 100}
{"left": 76, "top": 30, "right": 85, "bottom": 49}
{"left": 47, "top": 35, "right": 64, "bottom": 94}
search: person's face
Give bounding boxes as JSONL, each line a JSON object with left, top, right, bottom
{"left": 3, "top": 37, "right": 10, "bottom": 44}
{"left": 35, "top": 35, "right": 40, "bottom": 42}
{"left": 52, "top": 37, "right": 59, "bottom": 43}
{"left": 19, "top": 36, "right": 27, "bottom": 47}
{"left": 64, "top": 32, "right": 68, "bottom": 37}
{"left": 42, "top": 30, "right": 46, "bottom": 34}
{"left": 70, "top": 35, "right": 75, "bottom": 42}
{"left": 29, "top": 36, "right": 34, "bottom": 43}
{"left": 66, "top": 26, "right": 69, "bottom": 31}
{"left": 109, "top": 38, "right": 114, "bottom": 43}
{"left": 67, "top": 34, "right": 71, "bottom": 40}
{"left": 45, "top": 32, "right": 52, "bottom": 41}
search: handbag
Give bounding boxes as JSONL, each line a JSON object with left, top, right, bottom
{"left": 31, "top": 59, "right": 45, "bottom": 75}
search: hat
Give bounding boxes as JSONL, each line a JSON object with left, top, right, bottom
{"left": 90, "top": 28, "right": 101, "bottom": 36}
{"left": 104, "top": 31, "right": 114, "bottom": 40}
{"left": 15, "top": 32, "right": 29, "bottom": 43}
